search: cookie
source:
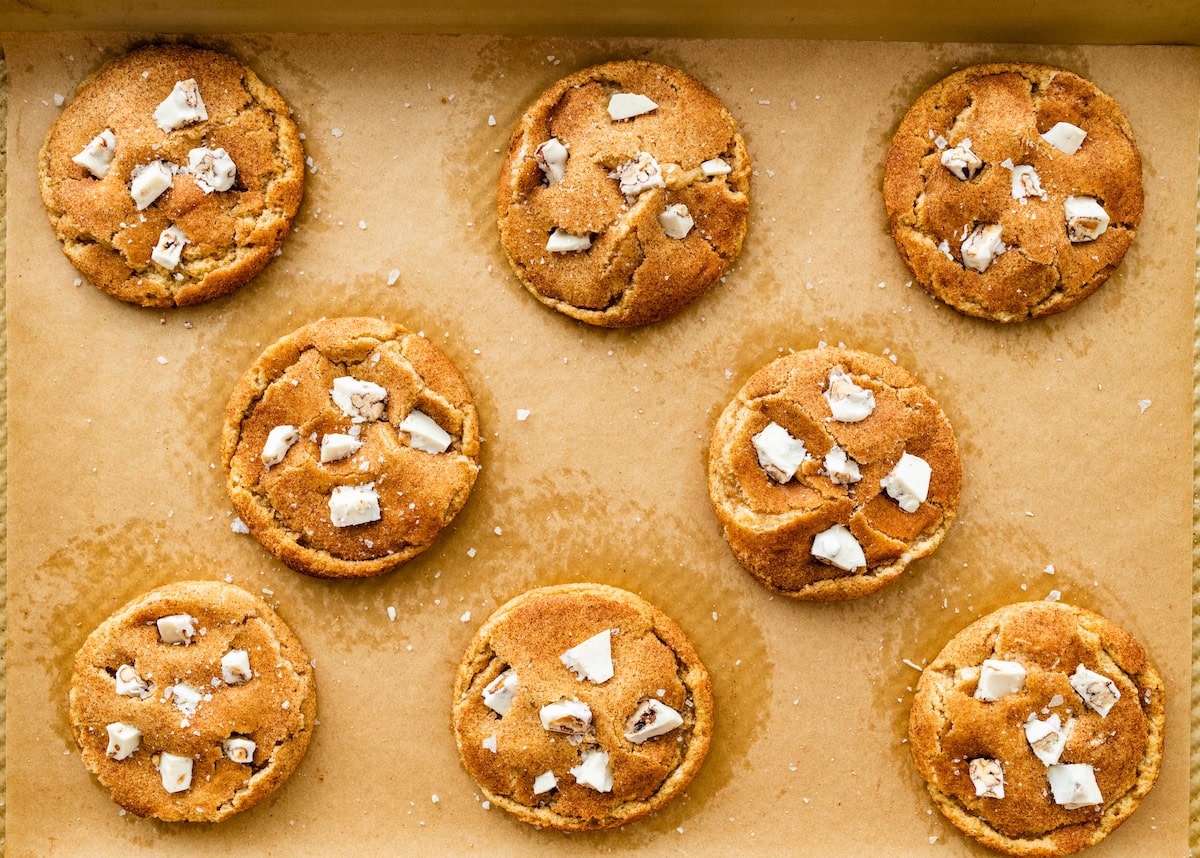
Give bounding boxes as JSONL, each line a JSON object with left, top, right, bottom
{"left": 497, "top": 59, "right": 751, "bottom": 328}
{"left": 707, "top": 347, "right": 961, "bottom": 600}
{"left": 908, "top": 601, "right": 1165, "bottom": 856}
{"left": 451, "top": 583, "right": 714, "bottom": 831}
{"left": 222, "top": 317, "right": 481, "bottom": 579}
{"left": 68, "top": 580, "right": 316, "bottom": 822}
{"left": 39, "top": 43, "right": 304, "bottom": 307}
{"left": 883, "top": 63, "right": 1143, "bottom": 322}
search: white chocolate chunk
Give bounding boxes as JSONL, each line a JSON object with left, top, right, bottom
{"left": 969, "top": 758, "right": 1005, "bottom": 799}
{"left": 545, "top": 228, "right": 592, "bottom": 253}
{"left": 481, "top": 734, "right": 498, "bottom": 753}
{"left": 823, "top": 444, "right": 862, "bottom": 485}
{"left": 611, "top": 151, "right": 665, "bottom": 196}
{"left": 539, "top": 698, "right": 593, "bottom": 736}
{"left": 824, "top": 367, "right": 876, "bottom": 422}
{"left": 260, "top": 425, "right": 300, "bottom": 467}
{"left": 1041, "top": 121, "right": 1086, "bottom": 155}
{"left": 1048, "top": 763, "right": 1103, "bottom": 809}
{"left": 607, "top": 92, "right": 657, "bottom": 121}
{"left": 150, "top": 224, "right": 188, "bottom": 271}
{"left": 153, "top": 79, "right": 208, "bottom": 132}
{"left": 72, "top": 129, "right": 116, "bottom": 178}
{"left": 482, "top": 669, "right": 519, "bottom": 716}
{"left": 158, "top": 752, "right": 194, "bottom": 793}
{"left": 1011, "top": 165, "right": 1047, "bottom": 201}
{"left": 1069, "top": 664, "right": 1120, "bottom": 717}
{"left": 658, "top": 202, "right": 694, "bottom": 239}
{"left": 752, "top": 421, "right": 809, "bottom": 484}
{"left": 961, "top": 223, "right": 1006, "bottom": 273}
{"left": 880, "top": 452, "right": 932, "bottom": 513}
{"left": 330, "top": 377, "right": 388, "bottom": 422}
{"left": 320, "top": 433, "right": 363, "bottom": 463}
{"left": 106, "top": 722, "right": 141, "bottom": 760}
{"left": 624, "top": 698, "right": 684, "bottom": 743}
{"left": 223, "top": 737, "right": 256, "bottom": 764}
{"left": 974, "top": 659, "right": 1027, "bottom": 701}
{"left": 940, "top": 138, "right": 983, "bottom": 180}
{"left": 811, "top": 524, "right": 866, "bottom": 572}
{"left": 130, "top": 160, "right": 174, "bottom": 210}
{"left": 187, "top": 146, "right": 237, "bottom": 193}
{"left": 328, "top": 483, "right": 381, "bottom": 527}
{"left": 533, "top": 770, "right": 558, "bottom": 795}
{"left": 535, "top": 137, "right": 569, "bottom": 185}
{"left": 570, "top": 749, "right": 614, "bottom": 792}
{"left": 560, "top": 629, "right": 614, "bottom": 684}
{"left": 170, "top": 683, "right": 202, "bottom": 715}
{"left": 399, "top": 409, "right": 452, "bottom": 454}
{"left": 1064, "top": 196, "right": 1109, "bottom": 243}
{"left": 115, "top": 664, "right": 149, "bottom": 698}
{"left": 701, "top": 158, "right": 732, "bottom": 176}
{"left": 157, "top": 613, "right": 197, "bottom": 645}
{"left": 1024, "top": 713, "right": 1073, "bottom": 766}
{"left": 221, "top": 649, "right": 252, "bottom": 685}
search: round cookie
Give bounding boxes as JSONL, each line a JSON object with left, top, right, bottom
{"left": 452, "top": 583, "right": 714, "bottom": 831}
{"left": 707, "top": 347, "right": 961, "bottom": 600}
{"left": 908, "top": 601, "right": 1165, "bottom": 856}
{"left": 39, "top": 43, "right": 304, "bottom": 307}
{"left": 497, "top": 59, "right": 751, "bottom": 328}
{"left": 883, "top": 63, "right": 1143, "bottom": 322}
{"left": 222, "top": 317, "right": 481, "bottom": 579}
{"left": 68, "top": 580, "right": 316, "bottom": 822}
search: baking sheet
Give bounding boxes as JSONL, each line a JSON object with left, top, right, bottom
{"left": 2, "top": 33, "right": 1196, "bottom": 856}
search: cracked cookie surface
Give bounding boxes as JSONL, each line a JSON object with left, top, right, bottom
{"left": 452, "top": 583, "right": 714, "bottom": 831}
{"left": 222, "top": 317, "right": 481, "bottom": 579}
{"left": 69, "top": 580, "right": 316, "bottom": 822}
{"left": 707, "top": 348, "right": 961, "bottom": 600}
{"left": 39, "top": 43, "right": 304, "bottom": 307}
{"left": 908, "top": 601, "right": 1164, "bottom": 856}
{"left": 884, "top": 63, "right": 1142, "bottom": 322}
{"left": 497, "top": 60, "right": 750, "bottom": 327}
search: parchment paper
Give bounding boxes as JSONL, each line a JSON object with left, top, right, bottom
{"left": 3, "top": 33, "right": 1196, "bottom": 856}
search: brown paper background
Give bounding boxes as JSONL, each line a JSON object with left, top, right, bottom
{"left": 2, "top": 33, "right": 1196, "bottom": 856}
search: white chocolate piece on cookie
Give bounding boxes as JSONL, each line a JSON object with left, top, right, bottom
{"left": 330, "top": 377, "right": 388, "bottom": 423}
{"left": 1024, "top": 713, "right": 1072, "bottom": 766}
{"left": 187, "top": 146, "right": 237, "bottom": 193}
{"left": 260, "top": 425, "right": 300, "bottom": 467}
{"left": 940, "top": 138, "right": 983, "bottom": 180}
{"left": 158, "top": 752, "right": 194, "bottom": 793}
{"left": 969, "top": 758, "right": 1005, "bottom": 799}
{"left": 607, "top": 92, "right": 658, "bottom": 121}
{"left": 658, "top": 203, "right": 694, "bottom": 239}
{"left": 545, "top": 228, "right": 592, "bottom": 253}
{"left": 130, "top": 160, "right": 174, "bottom": 210}
{"left": 824, "top": 367, "right": 876, "bottom": 422}
{"left": 223, "top": 737, "right": 256, "bottom": 764}
{"left": 535, "top": 137, "right": 569, "bottom": 185}
{"left": 752, "top": 421, "right": 809, "bottom": 484}
{"left": 106, "top": 722, "right": 141, "bottom": 760}
{"left": 811, "top": 524, "right": 866, "bottom": 572}
{"left": 170, "top": 682, "right": 202, "bottom": 715}
{"left": 151, "top": 224, "right": 188, "bottom": 271}
{"left": 881, "top": 452, "right": 931, "bottom": 513}
{"left": 961, "top": 223, "right": 1006, "bottom": 273}
{"left": 221, "top": 649, "right": 253, "bottom": 685}
{"left": 157, "top": 613, "right": 197, "bottom": 645}
{"left": 320, "top": 433, "right": 363, "bottom": 463}
{"left": 1041, "top": 122, "right": 1086, "bottom": 155}
{"left": 533, "top": 770, "right": 558, "bottom": 794}
{"left": 701, "top": 158, "right": 732, "bottom": 176}
{"left": 1010, "top": 165, "right": 1047, "bottom": 201}
{"left": 624, "top": 698, "right": 684, "bottom": 743}
{"left": 1069, "top": 664, "right": 1120, "bottom": 717}
{"left": 539, "top": 698, "right": 593, "bottom": 736}
{"left": 823, "top": 444, "right": 862, "bottom": 485}
{"left": 115, "top": 664, "right": 150, "bottom": 698}
{"left": 1064, "top": 196, "right": 1109, "bottom": 243}
{"left": 72, "top": 129, "right": 117, "bottom": 178}
{"left": 1048, "top": 763, "right": 1103, "bottom": 809}
{"left": 153, "top": 79, "right": 208, "bottom": 132}
{"left": 974, "top": 659, "right": 1027, "bottom": 701}
{"left": 560, "top": 629, "right": 614, "bottom": 684}
{"left": 611, "top": 151, "right": 666, "bottom": 197}
{"left": 399, "top": 409, "right": 452, "bottom": 454}
{"left": 328, "top": 483, "right": 381, "bottom": 527}
{"left": 482, "top": 669, "right": 519, "bottom": 716}
{"left": 570, "top": 749, "right": 614, "bottom": 792}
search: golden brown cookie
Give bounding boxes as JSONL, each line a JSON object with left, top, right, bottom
{"left": 707, "top": 347, "right": 961, "bottom": 600}
{"left": 68, "top": 580, "right": 316, "bottom": 822}
{"left": 884, "top": 63, "right": 1142, "bottom": 322}
{"left": 908, "top": 601, "right": 1165, "bottom": 856}
{"left": 39, "top": 43, "right": 304, "bottom": 307}
{"left": 222, "top": 317, "right": 481, "bottom": 579}
{"left": 497, "top": 59, "right": 751, "bottom": 328}
{"left": 452, "top": 583, "right": 714, "bottom": 831}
